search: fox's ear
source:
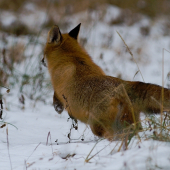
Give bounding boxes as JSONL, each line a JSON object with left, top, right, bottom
{"left": 69, "top": 23, "right": 81, "bottom": 40}
{"left": 48, "top": 25, "right": 62, "bottom": 44}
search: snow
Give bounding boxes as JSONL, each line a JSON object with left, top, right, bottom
{"left": 0, "top": 11, "right": 17, "bottom": 26}
{"left": 1, "top": 106, "right": 170, "bottom": 170}
{"left": 1, "top": 4, "right": 170, "bottom": 170}
{"left": 0, "top": 105, "right": 169, "bottom": 170}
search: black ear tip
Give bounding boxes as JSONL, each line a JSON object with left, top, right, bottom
{"left": 68, "top": 23, "right": 81, "bottom": 39}
{"left": 77, "top": 23, "right": 81, "bottom": 29}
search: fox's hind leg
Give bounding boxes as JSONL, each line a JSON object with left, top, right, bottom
{"left": 88, "top": 99, "right": 119, "bottom": 141}
{"left": 53, "top": 92, "right": 64, "bottom": 114}
{"left": 89, "top": 119, "right": 115, "bottom": 141}
{"left": 120, "top": 106, "right": 142, "bottom": 132}
{"left": 113, "top": 84, "right": 143, "bottom": 131}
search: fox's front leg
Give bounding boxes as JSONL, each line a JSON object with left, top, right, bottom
{"left": 53, "top": 92, "right": 64, "bottom": 114}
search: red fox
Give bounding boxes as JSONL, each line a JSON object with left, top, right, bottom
{"left": 43, "top": 23, "right": 170, "bottom": 140}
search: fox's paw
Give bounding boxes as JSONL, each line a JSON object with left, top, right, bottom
{"left": 53, "top": 93, "right": 64, "bottom": 114}
{"left": 54, "top": 102, "right": 64, "bottom": 114}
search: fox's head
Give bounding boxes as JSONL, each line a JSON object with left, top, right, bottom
{"left": 42, "top": 23, "right": 82, "bottom": 67}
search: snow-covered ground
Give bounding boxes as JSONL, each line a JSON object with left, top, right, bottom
{"left": 1, "top": 102, "right": 170, "bottom": 170}
{"left": 1, "top": 4, "right": 170, "bottom": 170}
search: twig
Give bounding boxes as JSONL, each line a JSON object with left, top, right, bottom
{"left": 0, "top": 99, "right": 3, "bottom": 119}
{"left": 161, "top": 48, "right": 170, "bottom": 137}
{"left": 161, "top": 48, "right": 165, "bottom": 138}
{"left": 24, "top": 160, "right": 27, "bottom": 170}
{"left": 110, "top": 141, "right": 120, "bottom": 154}
{"left": 133, "top": 70, "right": 139, "bottom": 80}
{"left": 26, "top": 142, "right": 41, "bottom": 162}
{"left": 0, "top": 85, "right": 10, "bottom": 93}
{"left": 62, "top": 94, "right": 78, "bottom": 142}
{"left": 117, "top": 139, "right": 124, "bottom": 152}
{"left": 46, "top": 131, "right": 54, "bottom": 156}
{"left": 62, "top": 94, "right": 73, "bottom": 117}
{"left": 163, "top": 112, "right": 168, "bottom": 127}
{"left": 67, "top": 118, "right": 78, "bottom": 142}
{"left": 55, "top": 139, "right": 97, "bottom": 145}
{"left": 27, "top": 162, "right": 35, "bottom": 168}
{"left": 0, "top": 121, "right": 18, "bottom": 130}
{"left": 85, "top": 139, "right": 103, "bottom": 163}
{"left": 6, "top": 125, "right": 12, "bottom": 170}
{"left": 85, "top": 140, "right": 110, "bottom": 162}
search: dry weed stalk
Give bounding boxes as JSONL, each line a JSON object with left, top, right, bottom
{"left": 0, "top": 99, "right": 3, "bottom": 119}
{"left": 145, "top": 114, "right": 170, "bottom": 142}
{"left": 6, "top": 125, "right": 12, "bottom": 170}
{"left": 62, "top": 94, "right": 78, "bottom": 142}
{"left": 116, "top": 31, "right": 145, "bottom": 82}
{"left": 116, "top": 31, "right": 170, "bottom": 142}
{"left": 161, "top": 48, "right": 170, "bottom": 138}
{"left": 46, "top": 131, "right": 54, "bottom": 156}
{"left": 85, "top": 139, "right": 104, "bottom": 163}
{"left": 26, "top": 142, "right": 41, "bottom": 162}
{"left": 0, "top": 86, "right": 10, "bottom": 120}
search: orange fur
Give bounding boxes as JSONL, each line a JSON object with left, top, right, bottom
{"left": 44, "top": 24, "right": 170, "bottom": 140}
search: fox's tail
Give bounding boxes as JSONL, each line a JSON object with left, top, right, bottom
{"left": 125, "top": 81, "right": 170, "bottom": 114}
